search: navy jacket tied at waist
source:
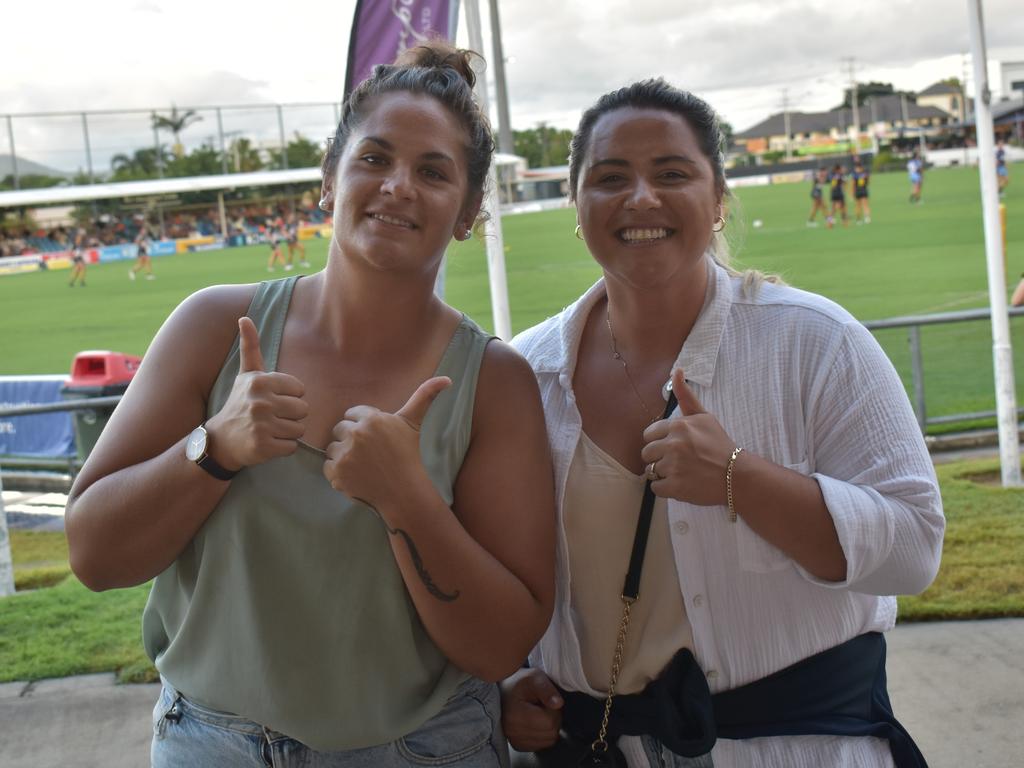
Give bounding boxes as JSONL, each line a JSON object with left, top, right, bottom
{"left": 558, "top": 632, "right": 927, "bottom": 767}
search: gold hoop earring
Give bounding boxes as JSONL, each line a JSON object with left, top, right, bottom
{"left": 574, "top": 224, "right": 584, "bottom": 240}
{"left": 712, "top": 215, "right": 726, "bottom": 233}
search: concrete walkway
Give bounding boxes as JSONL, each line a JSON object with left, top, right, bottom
{"left": 1, "top": 619, "right": 1021, "bottom": 768}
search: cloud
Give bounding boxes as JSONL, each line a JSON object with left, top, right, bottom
{"left": 6, "top": 0, "right": 1024, "bottom": 169}
{"left": 498, "top": 0, "right": 1024, "bottom": 130}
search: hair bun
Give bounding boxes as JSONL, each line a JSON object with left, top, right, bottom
{"left": 394, "top": 41, "right": 478, "bottom": 89}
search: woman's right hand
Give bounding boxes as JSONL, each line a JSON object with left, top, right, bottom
{"left": 500, "top": 668, "right": 564, "bottom": 752}
{"left": 204, "top": 317, "right": 308, "bottom": 470}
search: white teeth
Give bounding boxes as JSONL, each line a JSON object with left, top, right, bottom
{"left": 621, "top": 228, "right": 668, "bottom": 242}
{"left": 371, "top": 213, "right": 414, "bottom": 228}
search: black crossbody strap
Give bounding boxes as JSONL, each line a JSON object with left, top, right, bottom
{"left": 622, "top": 390, "right": 678, "bottom": 600}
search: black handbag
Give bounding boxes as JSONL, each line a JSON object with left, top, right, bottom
{"left": 510, "top": 734, "right": 626, "bottom": 767}
{"left": 509, "top": 390, "right": 678, "bottom": 768}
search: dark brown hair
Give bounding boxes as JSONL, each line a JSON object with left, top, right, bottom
{"left": 568, "top": 78, "right": 726, "bottom": 201}
{"left": 322, "top": 41, "right": 493, "bottom": 205}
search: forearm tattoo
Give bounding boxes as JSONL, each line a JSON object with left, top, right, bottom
{"left": 383, "top": 522, "right": 461, "bottom": 603}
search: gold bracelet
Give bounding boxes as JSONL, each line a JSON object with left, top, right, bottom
{"left": 726, "top": 447, "right": 744, "bottom": 523}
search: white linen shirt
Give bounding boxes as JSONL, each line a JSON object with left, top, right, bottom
{"left": 511, "top": 257, "right": 945, "bottom": 768}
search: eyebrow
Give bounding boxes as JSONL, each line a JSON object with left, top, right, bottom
{"left": 589, "top": 155, "right": 700, "bottom": 170}
{"left": 359, "top": 136, "right": 456, "bottom": 165}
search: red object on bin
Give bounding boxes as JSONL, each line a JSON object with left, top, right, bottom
{"left": 66, "top": 351, "right": 142, "bottom": 387}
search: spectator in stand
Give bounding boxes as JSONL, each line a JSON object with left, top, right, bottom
{"left": 500, "top": 77, "right": 940, "bottom": 768}
{"left": 64, "top": 40, "right": 555, "bottom": 767}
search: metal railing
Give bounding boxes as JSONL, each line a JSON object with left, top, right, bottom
{"left": 0, "top": 396, "right": 123, "bottom": 475}
{"left": 2, "top": 102, "right": 341, "bottom": 189}
{"left": 0, "top": 397, "right": 127, "bottom": 595}
{"left": 863, "top": 306, "right": 1024, "bottom": 432}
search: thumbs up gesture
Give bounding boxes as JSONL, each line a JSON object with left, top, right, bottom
{"left": 323, "top": 376, "right": 451, "bottom": 507}
{"left": 204, "top": 317, "right": 308, "bottom": 470}
{"left": 640, "top": 368, "right": 736, "bottom": 505}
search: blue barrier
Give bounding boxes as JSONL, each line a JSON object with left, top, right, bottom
{"left": 0, "top": 376, "right": 75, "bottom": 458}
{"left": 187, "top": 239, "right": 226, "bottom": 253}
{"left": 98, "top": 243, "right": 138, "bottom": 263}
{"left": 149, "top": 240, "right": 177, "bottom": 256}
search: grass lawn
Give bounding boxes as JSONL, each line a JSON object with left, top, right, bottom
{"left": 1, "top": 456, "right": 1021, "bottom": 683}
{"left": 1, "top": 166, "right": 1021, "bottom": 430}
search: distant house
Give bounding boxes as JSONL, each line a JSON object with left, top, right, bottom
{"left": 916, "top": 82, "right": 965, "bottom": 121}
{"left": 734, "top": 91, "right": 955, "bottom": 157}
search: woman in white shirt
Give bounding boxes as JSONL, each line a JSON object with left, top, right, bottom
{"left": 501, "top": 79, "right": 943, "bottom": 768}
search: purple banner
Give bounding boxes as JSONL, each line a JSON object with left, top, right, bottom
{"left": 344, "top": 0, "right": 461, "bottom": 97}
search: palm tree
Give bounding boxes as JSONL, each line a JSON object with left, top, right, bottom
{"left": 228, "top": 137, "right": 264, "bottom": 173}
{"left": 151, "top": 105, "right": 203, "bottom": 158}
{"left": 110, "top": 146, "right": 173, "bottom": 179}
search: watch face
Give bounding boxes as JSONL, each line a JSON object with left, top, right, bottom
{"left": 185, "top": 426, "right": 207, "bottom": 461}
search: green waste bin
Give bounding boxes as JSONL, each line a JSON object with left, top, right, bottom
{"left": 61, "top": 351, "right": 142, "bottom": 462}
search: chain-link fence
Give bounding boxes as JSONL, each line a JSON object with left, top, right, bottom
{"left": 1, "top": 103, "right": 343, "bottom": 189}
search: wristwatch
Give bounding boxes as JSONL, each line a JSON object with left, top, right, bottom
{"left": 185, "top": 425, "right": 239, "bottom": 481}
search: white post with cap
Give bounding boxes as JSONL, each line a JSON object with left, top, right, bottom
{"left": 967, "top": 0, "right": 1021, "bottom": 486}
{"left": 463, "top": 0, "right": 513, "bottom": 340}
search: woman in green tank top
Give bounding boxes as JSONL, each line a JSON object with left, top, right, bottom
{"left": 64, "top": 42, "right": 556, "bottom": 767}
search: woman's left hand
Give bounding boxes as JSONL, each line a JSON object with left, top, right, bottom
{"left": 641, "top": 368, "right": 737, "bottom": 506}
{"left": 323, "top": 376, "right": 451, "bottom": 508}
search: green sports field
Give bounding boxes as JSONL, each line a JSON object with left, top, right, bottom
{"left": 1, "top": 164, "right": 1021, "bottom": 431}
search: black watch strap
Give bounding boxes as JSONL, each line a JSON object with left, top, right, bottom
{"left": 196, "top": 453, "right": 239, "bottom": 481}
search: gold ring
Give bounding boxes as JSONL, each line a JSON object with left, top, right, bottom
{"left": 645, "top": 461, "right": 661, "bottom": 481}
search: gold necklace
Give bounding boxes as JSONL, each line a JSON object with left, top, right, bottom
{"left": 606, "top": 307, "right": 658, "bottom": 424}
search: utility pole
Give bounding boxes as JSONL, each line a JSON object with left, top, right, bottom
{"left": 961, "top": 52, "right": 971, "bottom": 166}
{"left": 843, "top": 57, "right": 860, "bottom": 152}
{"left": 781, "top": 88, "right": 792, "bottom": 160}
{"left": 869, "top": 97, "right": 879, "bottom": 155}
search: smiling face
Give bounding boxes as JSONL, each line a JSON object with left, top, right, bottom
{"left": 574, "top": 107, "right": 722, "bottom": 289}
{"left": 322, "top": 91, "right": 479, "bottom": 275}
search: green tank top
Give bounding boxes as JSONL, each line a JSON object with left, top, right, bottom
{"left": 142, "top": 276, "right": 493, "bottom": 750}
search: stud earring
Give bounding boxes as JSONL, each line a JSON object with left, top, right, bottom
{"left": 318, "top": 198, "right": 331, "bottom": 212}
{"left": 574, "top": 224, "right": 583, "bottom": 240}
{"left": 463, "top": 228, "right": 473, "bottom": 241}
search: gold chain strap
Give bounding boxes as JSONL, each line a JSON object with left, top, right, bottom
{"left": 591, "top": 596, "right": 635, "bottom": 755}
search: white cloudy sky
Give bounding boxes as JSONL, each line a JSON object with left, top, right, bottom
{"left": 3, "top": 0, "right": 1024, "bottom": 172}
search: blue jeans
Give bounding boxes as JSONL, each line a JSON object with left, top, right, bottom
{"left": 151, "top": 677, "right": 510, "bottom": 767}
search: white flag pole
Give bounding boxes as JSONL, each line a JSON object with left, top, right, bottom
{"left": 967, "top": 0, "right": 1021, "bottom": 486}
{"left": 464, "top": 0, "right": 513, "bottom": 340}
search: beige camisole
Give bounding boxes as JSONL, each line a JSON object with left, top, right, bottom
{"left": 565, "top": 432, "right": 694, "bottom": 694}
